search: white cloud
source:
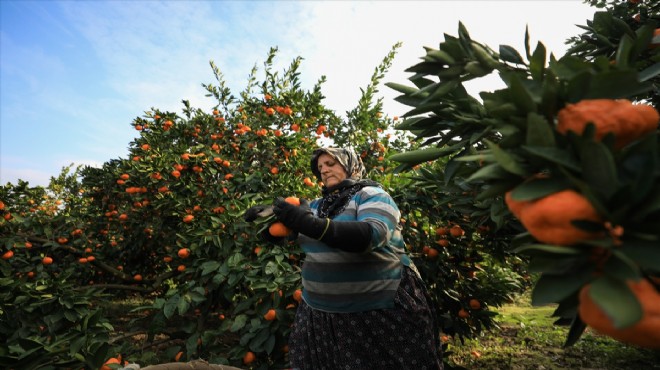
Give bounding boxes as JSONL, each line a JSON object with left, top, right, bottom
{"left": 294, "top": 1, "right": 595, "bottom": 116}
{"left": 1, "top": 0, "right": 598, "bottom": 187}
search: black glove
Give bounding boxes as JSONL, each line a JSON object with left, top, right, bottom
{"left": 272, "top": 197, "right": 325, "bottom": 238}
{"left": 272, "top": 197, "right": 372, "bottom": 253}
{"left": 243, "top": 204, "right": 274, "bottom": 222}
{"left": 259, "top": 227, "right": 288, "bottom": 244}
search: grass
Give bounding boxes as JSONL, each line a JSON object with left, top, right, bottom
{"left": 445, "top": 294, "right": 660, "bottom": 370}
{"left": 105, "top": 293, "right": 659, "bottom": 368}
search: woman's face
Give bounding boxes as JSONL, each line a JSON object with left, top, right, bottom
{"left": 316, "top": 153, "right": 348, "bottom": 187}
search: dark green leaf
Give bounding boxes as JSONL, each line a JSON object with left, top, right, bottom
{"left": 421, "top": 80, "right": 460, "bottom": 105}
{"left": 475, "top": 180, "right": 519, "bottom": 201}
{"left": 631, "top": 24, "right": 656, "bottom": 59}
{"left": 521, "top": 146, "right": 581, "bottom": 171}
{"left": 385, "top": 82, "right": 418, "bottom": 95}
{"left": 588, "top": 276, "right": 642, "bottom": 329}
{"left": 614, "top": 34, "right": 634, "bottom": 68}
{"left": 639, "top": 62, "right": 660, "bottom": 82}
{"left": 565, "top": 72, "right": 593, "bottom": 103}
{"left": 425, "top": 49, "right": 456, "bottom": 64}
{"left": 529, "top": 42, "right": 547, "bottom": 81}
{"left": 620, "top": 240, "right": 660, "bottom": 271}
{"left": 404, "top": 61, "right": 445, "bottom": 74}
{"left": 563, "top": 315, "right": 587, "bottom": 347}
{"left": 485, "top": 140, "right": 528, "bottom": 176}
{"left": 230, "top": 314, "right": 248, "bottom": 332}
{"left": 580, "top": 141, "right": 618, "bottom": 198}
{"left": 264, "top": 333, "right": 276, "bottom": 354}
{"left": 583, "top": 70, "right": 653, "bottom": 99}
{"left": 163, "top": 294, "right": 179, "bottom": 319}
{"left": 531, "top": 268, "right": 593, "bottom": 305}
{"left": 177, "top": 294, "right": 190, "bottom": 316}
{"left": 499, "top": 45, "right": 525, "bottom": 65}
{"left": 249, "top": 327, "right": 271, "bottom": 351}
{"left": 69, "top": 336, "right": 86, "bottom": 357}
{"left": 514, "top": 244, "right": 582, "bottom": 255}
{"left": 526, "top": 112, "right": 555, "bottom": 147}
{"left": 510, "top": 177, "right": 570, "bottom": 201}
{"left": 524, "top": 26, "right": 531, "bottom": 60}
{"left": 509, "top": 75, "right": 536, "bottom": 113}
{"left": 465, "top": 163, "right": 513, "bottom": 183}
{"left": 604, "top": 251, "right": 642, "bottom": 281}
{"left": 389, "top": 147, "right": 455, "bottom": 164}
{"left": 394, "top": 117, "right": 426, "bottom": 130}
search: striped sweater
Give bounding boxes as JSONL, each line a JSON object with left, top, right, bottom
{"left": 297, "top": 186, "right": 411, "bottom": 313}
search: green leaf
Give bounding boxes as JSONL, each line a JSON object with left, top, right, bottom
{"left": 632, "top": 24, "right": 656, "bottom": 58}
{"left": 499, "top": 44, "right": 525, "bottom": 65}
{"left": 620, "top": 240, "right": 660, "bottom": 271}
{"left": 526, "top": 112, "right": 555, "bottom": 147}
{"left": 249, "top": 327, "right": 271, "bottom": 352}
{"left": 404, "top": 61, "right": 445, "bottom": 75}
{"left": 394, "top": 117, "right": 428, "bottom": 130}
{"left": 90, "top": 342, "right": 110, "bottom": 370}
{"left": 264, "top": 334, "right": 276, "bottom": 354}
{"left": 524, "top": 26, "right": 532, "bottom": 60}
{"left": 532, "top": 268, "right": 593, "bottom": 305}
{"left": 580, "top": 141, "right": 618, "bottom": 198}
{"left": 230, "top": 314, "right": 248, "bottom": 332}
{"left": 527, "top": 255, "right": 584, "bottom": 274}
{"left": 604, "top": 251, "right": 641, "bottom": 281}
{"left": 509, "top": 75, "right": 536, "bottom": 113}
{"left": 420, "top": 80, "right": 460, "bottom": 105}
{"left": 565, "top": 71, "right": 593, "bottom": 103}
{"left": 563, "top": 315, "right": 587, "bottom": 347}
{"left": 485, "top": 140, "right": 528, "bottom": 176}
{"left": 389, "top": 147, "right": 454, "bottom": 164}
{"left": 583, "top": 70, "right": 653, "bottom": 99}
{"left": 511, "top": 176, "right": 570, "bottom": 201}
{"left": 425, "top": 49, "right": 456, "bottom": 64}
{"left": 64, "top": 309, "right": 79, "bottom": 322}
{"left": 465, "top": 163, "right": 512, "bottom": 183}
{"left": 588, "top": 276, "right": 642, "bottom": 329}
{"left": 265, "top": 261, "right": 278, "bottom": 275}
{"left": 639, "top": 62, "right": 660, "bottom": 82}
{"left": 529, "top": 42, "right": 546, "bottom": 81}
{"left": 163, "top": 294, "right": 179, "bottom": 319}
{"left": 436, "top": 65, "right": 465, "bottom": 79}
{"left": 385, "top": 82, "right": 418, "bottom": 95}
{"left": 475, "top": 179, "right": 519, "bottom": 201}
{"left": 514, "top": 244, "right": 582, "bottom": 256}
{"left": 69, "top": 336, "right": 86, "bottom": 357}
{"left": 614, "top": 33, "right": 634, "bottom": 69}
{"left": 201, "top": 261, "right": 221, "bottom": 276}
{"left": 521, "top": 146, "right": 581, "bottom": 171}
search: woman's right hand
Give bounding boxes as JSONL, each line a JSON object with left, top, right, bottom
{"left": 243, "top": 204, "right": 274, "bottom": 222}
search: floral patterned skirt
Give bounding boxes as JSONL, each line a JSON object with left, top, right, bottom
{"left": 288, "top": 266, "right": 443, "bottom": 370}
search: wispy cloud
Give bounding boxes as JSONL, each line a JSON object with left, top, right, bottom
{"left": 0, "top": 0, "right": 595, "bottom": 187}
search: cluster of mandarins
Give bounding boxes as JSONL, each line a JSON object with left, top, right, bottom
{"left": 505, "top": 98, "right": 660, "bottom": 349}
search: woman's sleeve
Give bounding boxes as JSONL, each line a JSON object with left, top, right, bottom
{"left": 308, "top": 199, "right": 372, "bottom": 253}
{"left": 355, "top": 188, "right": 401, "bottom": 249}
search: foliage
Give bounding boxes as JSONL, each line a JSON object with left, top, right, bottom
{"left": 0, "top": 43, "right": 525, "bottom": 368}
{"left": 445, "top": 293, "right": 660, "bottom": 369}
{"left": 0, "top": 167, "right": 113, "bottom": 369}
{"left": 566, "top": 0, "right": 660, "bottom": 106}
{"left": 387, "top": 0, "right": 659, "bottom": 349}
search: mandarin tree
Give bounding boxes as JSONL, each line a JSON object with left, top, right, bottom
{"left": 2, "top": 44, "right": 527, "bottom": 369}
{"left": 388, "top": 0, "right": 660, "bottom": 349}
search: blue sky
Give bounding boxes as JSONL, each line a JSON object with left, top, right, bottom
{"left": 0, "top": 1, "right": 595, "bottom": 186}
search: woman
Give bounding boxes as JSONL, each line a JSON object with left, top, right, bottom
{"left": 254, "top": 147, "right": 442, "bottom": 369}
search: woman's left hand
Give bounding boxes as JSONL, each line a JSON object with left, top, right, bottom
{"left": 272, "top": 197, "right": 313, "bottom": 229}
